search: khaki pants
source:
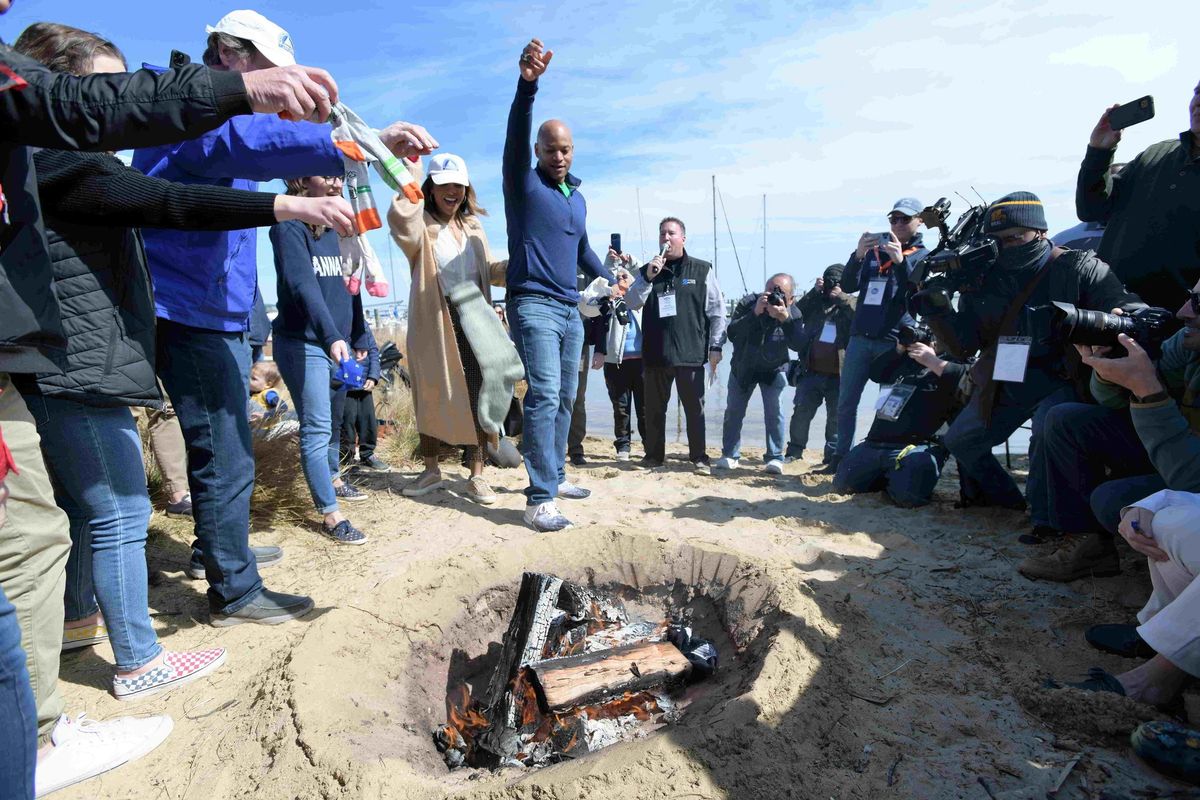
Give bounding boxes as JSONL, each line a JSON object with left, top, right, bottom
{"left": 140, "top": 383, "right": 189, "bottom": 499}
{"left": 1137, "top": 504, "right": 1200, "bottom": 677}
{"left": 0, "top": 374, "right": 70, "bottom": 741}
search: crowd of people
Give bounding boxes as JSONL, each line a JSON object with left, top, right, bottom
{"left": 0, "top": 3, "right": 1197, "bottom": 796}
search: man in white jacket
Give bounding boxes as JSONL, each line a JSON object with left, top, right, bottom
{"left": 579, "top": 251, "right": 645, "bottom": 461}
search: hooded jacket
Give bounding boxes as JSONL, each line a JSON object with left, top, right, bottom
{"left": 0, "top": 44, "right": 250, "bottom": 375}
{"left": 725, "top": 292, "right": 806, "bottom": 386}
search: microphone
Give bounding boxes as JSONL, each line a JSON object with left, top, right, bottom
{"left": 659, "top": 241, "right": 671, "bottom": 258}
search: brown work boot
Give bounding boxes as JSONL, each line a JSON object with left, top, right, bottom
{"left": 1017, "top": 532, "right": 1120, "bottom": 582}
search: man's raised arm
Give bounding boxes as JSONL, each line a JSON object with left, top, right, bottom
{"left": 502, "top": 38, "right": 553, "bottom": 192}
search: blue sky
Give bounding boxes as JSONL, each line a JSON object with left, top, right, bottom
{"left": 4, "top": 0, "right": 1195, "bottom": 309}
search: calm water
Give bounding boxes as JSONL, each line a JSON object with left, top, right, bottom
{"left": 580, "top": 343, "right": 1032, "bottom": 456}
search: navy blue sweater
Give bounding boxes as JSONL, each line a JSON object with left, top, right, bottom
{"left": 502, "top": 78, "right": 606, "bottom": 303}
{"left": 269, "top": 219, "right": 367, "bottom": 351}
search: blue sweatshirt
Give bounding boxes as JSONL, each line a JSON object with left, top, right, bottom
{"left": 502, "top": 78, "right": 606, "bottom": 303}
{"left": 269, "top": 220, "right": 367, "bottom": 352}
{"left": 133, "top": 115, "right": 343, "bottom": 332}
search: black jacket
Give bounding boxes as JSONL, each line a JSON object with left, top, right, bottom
{"left": 0, "top": 43, "right": 250, "bottom": 375}
{"left": 726, "top": 292, "right": 805, "bottom": 386}
{"left": 15, "top": 150, "right": 276, "bottom": 408}
{"left": 866, "top": 348, "right": 968, "bottom": 446}
{"left": 794, "top": 287, "right": 856, "bottom": 372}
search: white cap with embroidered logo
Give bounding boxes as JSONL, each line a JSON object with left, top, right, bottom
{"left": 206, "top": 10, "right": 296, "bottom": 67}
{"left": 428, "top": 153, "right": 470, "bottom": 186}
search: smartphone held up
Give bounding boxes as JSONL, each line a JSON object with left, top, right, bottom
{"left": 1108, "top": 96, "right": 1155, "bottom": 131}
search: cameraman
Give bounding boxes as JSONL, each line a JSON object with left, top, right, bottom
{"left": 1019, "top": 279, "right": 1200, "bottom": 582}
{"left": 715, "top": 274, "right": 805, "bottom": 474}
{"left": 833, "top": 198, "right": 929, "bottom": 471}
{"left": 832, "top": 337, "right": 969, "bottom": 508}
{"left": 922, "top": 191, "right": 1142, "bottom": 530}
{"left": 787, "top": 265, "right": 855, "bottom": 467}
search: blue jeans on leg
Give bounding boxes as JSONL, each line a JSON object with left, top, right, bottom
{"left": 1091, "top": 474, "right": 1168, "bottom": 536}
{"left": 274, "top": 337, "right": 339, "bottom": 514}
{"left": 1042, "top": 403, "right": 1155, "bottom": 533}
{"left": 834, "top": 336, "right": 895, "bottom": 458}
{"left": 788, "top": 372, "right": 839, "bottom": 461}
{"left": 24, "top": 396, "right": 161, "bottom": 671}
{"left": 833, "top": 440, "right": 947, "bottom": 507}
{"left": 508, "top": 295, "right": 583, "bottom": 505}
{"left": 0, "top": 581, "right": 36, "bottom": 800}
{"left": 156, "top": 319, "right": 263, "bottom": 615}
{"left": 722, "top": 372, "right": 787, "bottom": 461}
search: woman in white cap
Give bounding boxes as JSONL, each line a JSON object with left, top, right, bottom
{"left": 389, "top": 154, "right": 507, "bottom": 504}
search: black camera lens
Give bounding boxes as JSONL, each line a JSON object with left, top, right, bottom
{"left": 1050, "top": 302, "right": 1137, "bottom": 346}
{"left": 768, "top": 287, "right": 786, "bottom": 307}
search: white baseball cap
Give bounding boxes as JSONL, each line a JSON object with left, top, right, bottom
{"left": 206, "top": 10, "right": 296, "bottom": 67}
{"left": 428, "top": 153, "right": 470, "bottom": 186}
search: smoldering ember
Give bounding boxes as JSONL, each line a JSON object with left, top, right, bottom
{"left": 433, "top": 572, "right": 718, "bottom": 770}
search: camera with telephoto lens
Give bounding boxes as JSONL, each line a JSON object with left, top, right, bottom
{"left": 1049, "top": 302, "right": 1175, "bottom": 359}
{"left": 897, "top": 322, "right": 934, "bottom": 347}
{"left": 908, "top": 198, "right": 1000, "bottom": 318}
{"left": 768, "top": 286, "right": 787, "bottom": 307}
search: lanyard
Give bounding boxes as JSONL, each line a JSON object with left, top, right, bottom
{"left": 870, "top": 244, "right": 919, "bottom": 276}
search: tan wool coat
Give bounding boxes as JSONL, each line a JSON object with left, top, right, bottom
{"left": 388, "top": 188, "right": 506, "bottom": 446}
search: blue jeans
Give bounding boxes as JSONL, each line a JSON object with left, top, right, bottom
{"left": 1042, "top": 403, "right": 1156, "bottom": 533}
{"left": 722, "top": 371, "right": 787, "bottom": 462}
{"left": 788, "top": 372, "right": 839, "bottom": 461}
{"left": 834, "top": 336, "right": 896, "bottom": 458}
{"left": 24, "top": 395, "right": 161, "bottom": 671}
{"left": 156, "top": 319, "right": 263, "bottom": 615}
{"left": 0, "top": 581, "right": 36, "bottom": 799}
{"left": 507, "top": 295, "right": 583, "bottom": 505}
{"left": 833, "top": 440, "right": 949, "bottom": 508}
{"left": 946, "top": 381, "right": 1076, "bottom": 522}
{"left": 274, "top": 337, "right": 339, "bottom": 514}
{"left": 1091, "top": 474, "right": 1168, "bottom": 536}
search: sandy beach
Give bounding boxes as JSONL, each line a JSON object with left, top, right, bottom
{"left": 52, "top": 437, "right": 1190, "bottom": 800}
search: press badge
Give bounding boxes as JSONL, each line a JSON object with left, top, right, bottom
{"left": 993, "top": 336, "right": 1032, "bottom": 383}
{"left": 658, "top": 292, "right": 677, "bottom": 318}
{"left": 876, "top": 383, "right": 916, "bottom": 421}
{"left": 863, "top": 279, "right": 887, "bottom": 306}
{"left": 819, "top": 322, "right": 837, "bottom": 343}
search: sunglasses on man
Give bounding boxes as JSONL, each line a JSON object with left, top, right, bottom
{"left": 888, "top": 214, "right": 913, "bottom": 225}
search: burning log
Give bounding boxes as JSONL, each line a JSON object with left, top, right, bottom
{"left": 479, "top": 572, "right": 564, "bottom": 758}
{"left": 530, "top": 641, "right": 691, "bottom": 712}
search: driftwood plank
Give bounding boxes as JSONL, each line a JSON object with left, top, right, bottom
{"left": 530, "top": 641, "right": 691, "bottom": 711}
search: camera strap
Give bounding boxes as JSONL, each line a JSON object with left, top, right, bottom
{"left": 973, "top": 246, "right": 1063, "bottom": 417}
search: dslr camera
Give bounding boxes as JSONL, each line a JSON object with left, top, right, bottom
{"left": 1049, "top": 302, "right": 1174, "bottom": 359}
{"left": 767, "top": 286, "right": 787, "bottom": 307}
{"left": 908, "top": 198, "right": 1000, "bottom": 318}
{"left": 897, "top": 322, "right": 934, "bottom": 347}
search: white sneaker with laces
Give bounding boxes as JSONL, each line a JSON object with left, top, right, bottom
{"left": 764, "top": 459, "right": 785, "bottom": 475}
{"left": 36, "top": 713, "right": 174, "bottom": 798}
{"left": 524, "top": 501, "right": 573, "bottom": 532}
{"left": 557, "top": 481, "right": 591, "bottom": 500}
{"left": 714, "top": 457, "right": 739, "bottom": 470}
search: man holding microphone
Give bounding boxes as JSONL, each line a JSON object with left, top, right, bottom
{"left": 627, "top": 217, "right": 727, "bottom": 472}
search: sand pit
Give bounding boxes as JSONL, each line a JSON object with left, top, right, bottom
{"left": 53, "top": 441, "right": 1192, "bottom": 799}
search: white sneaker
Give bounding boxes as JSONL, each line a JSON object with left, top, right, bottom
{"left": 714, "top": 457, "right": 739, "bottom": 470}
{"left": 36, "top": 713, "right": 174, "bottom": 797}
{"left": 524, "top": 501, "right": 573, "bottom": 532}
{"left": 615, "top": 449, "right": 631, "bottom": 462}
{"left": 557, "top": 481, "right": 591, "bottom": 500}
{"left": 764, "top": 459, "right": 785, "bottom": 475}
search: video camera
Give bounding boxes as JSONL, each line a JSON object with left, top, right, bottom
{"left": 1049, "top": 302, "right": 1175, "bottom": 360}
{"left": 897, "top": 322, "right": 934, "bottom": 347}
{"left": 908, "top": 198, "right": 1000, "bottom": 318}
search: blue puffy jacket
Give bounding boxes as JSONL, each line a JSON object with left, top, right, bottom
{"left": 132, "top": 114, "right": 343, "bottom": 332}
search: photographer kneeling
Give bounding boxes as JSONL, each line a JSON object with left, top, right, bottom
{"left": 832, "top": 328, "right": 968, "bottom": 507}
{"left": 1022, "top": 281, "right": 1200, "bottom": 581}
{"left": 920, "top": 191, "right": 1142, "bottom": 533}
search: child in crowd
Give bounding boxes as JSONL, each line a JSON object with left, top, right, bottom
{"left": 341, "top": 327, "right": 390, "bottom": 472}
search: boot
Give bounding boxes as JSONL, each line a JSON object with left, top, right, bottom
{"left": 1017, "top": 532, "right": 1120, "bottom": 582}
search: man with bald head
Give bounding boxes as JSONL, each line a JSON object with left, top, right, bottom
{"left": 503, "top": 38, "right": 609, "bottom": 532}
{"left": 715, "top": 273, "right": 804, "bottom": 474}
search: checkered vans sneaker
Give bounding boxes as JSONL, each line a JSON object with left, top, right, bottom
{"left": 62, "top": 619, "right": 109, "bottom": 651}
{"left": 112, "top": 648, "right": 228, "bottom": 701}
{"left": 321, "top": 519, "right": 368, "bottom": 546}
